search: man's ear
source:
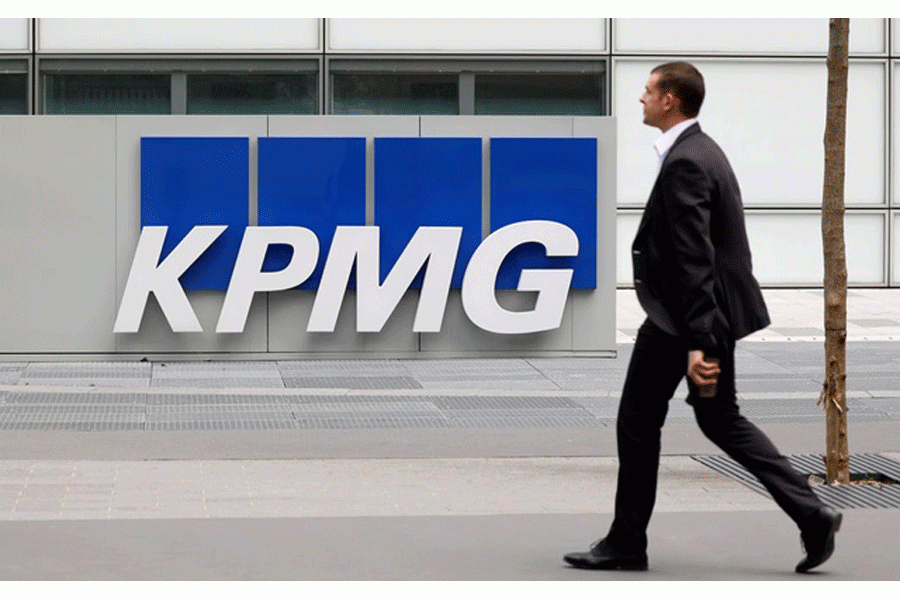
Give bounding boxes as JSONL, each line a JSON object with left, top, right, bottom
{"left": 663, "top": 92, "right": 678, "bottom": 113}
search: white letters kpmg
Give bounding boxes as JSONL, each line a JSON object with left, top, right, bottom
{"left": 462, "top": 221, "right": 577, "bottom": 334}
{"left": 113, "top": 220, "right": 579, "bottom": 335}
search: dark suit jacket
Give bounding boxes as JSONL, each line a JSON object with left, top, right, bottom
{"left": 631, "top": 123, "right": 770, "bottom": 354}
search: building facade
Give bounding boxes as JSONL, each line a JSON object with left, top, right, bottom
{"left": 2, "top": 18, "right": 898, "bottom": 288}
{"left": 1, "top": 19, "right": 898, "bottom": 360}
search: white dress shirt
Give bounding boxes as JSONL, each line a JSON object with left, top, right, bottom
{"left": 654, "top": 117, "right": 698, "bottom": 173}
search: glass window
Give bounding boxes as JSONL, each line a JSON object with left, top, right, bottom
{"left": 329, "top": 61, "right": 607, "bottom": 117}
{"left": 475, "top": 73, "right": 604, "bottom": 116}
{"left": 42, "top": 73, "right": 170, "bottom": 114}
{"left": 331, "top": 73, "right": 458, "bottom": 115}
{"left": 187, "top": 73, "right": 318, "bottom": 115}
{"left": 0, "top": 73, "right": 28, "bottom": 114}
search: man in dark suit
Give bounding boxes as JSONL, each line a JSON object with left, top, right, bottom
{"left": 564, "top": 62, "right": 841, "bottom": 573}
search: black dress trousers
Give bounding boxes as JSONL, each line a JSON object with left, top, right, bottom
{"left": 605, "top": 318, "right": 823, "bottom": 554}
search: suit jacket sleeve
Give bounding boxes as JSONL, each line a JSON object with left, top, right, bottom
{"left": 658, "top": 156, "right": 719, "bottom": 354}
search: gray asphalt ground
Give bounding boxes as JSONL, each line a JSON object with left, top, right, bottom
{"left": 1, "top": 289, "right": 899, "bottom": 581}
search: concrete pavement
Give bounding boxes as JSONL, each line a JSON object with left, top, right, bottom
{"left": 0, "top": 288, "right": 899, "bottom": 580}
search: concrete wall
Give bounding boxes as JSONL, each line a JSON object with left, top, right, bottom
{"left": 0, "top": 115, "right": 616, "bottom": 358}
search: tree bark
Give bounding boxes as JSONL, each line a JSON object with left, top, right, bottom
{"left": 820, "top": 18, "right": 850, "bottom": 485}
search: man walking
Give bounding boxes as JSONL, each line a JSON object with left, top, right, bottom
{"left": 564, "top": 62, "right": 841, "bottom": 573}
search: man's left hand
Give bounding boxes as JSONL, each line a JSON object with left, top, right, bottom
{"left": 687, "top": 349, "right": 720, "bottom": 387}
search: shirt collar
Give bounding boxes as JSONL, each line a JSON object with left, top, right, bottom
{"left": 653, "top": 117, "right": 698, "bottom": 166}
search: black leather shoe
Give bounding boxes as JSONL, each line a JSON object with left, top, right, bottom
{"left": 796, "top": 506, "right": 842, "bottom": 573}
{"left": 564, "top": 538, "right": 648, "bottom": 571}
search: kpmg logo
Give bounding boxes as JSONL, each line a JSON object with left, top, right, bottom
{"left": 114, "top": 136, "right": 598, "bottom": 335}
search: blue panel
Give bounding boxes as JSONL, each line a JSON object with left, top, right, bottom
{"left": 490, "top": 138, "right": 597, "bottom": 289}
{"left": 141, "top": 137, "right": 249, "bottom": 291}
{"left": 258, "top": 137, "right": 366, "bottom": 289}
{"left": 374, "top": 138, "right": 482, "bottom": 289}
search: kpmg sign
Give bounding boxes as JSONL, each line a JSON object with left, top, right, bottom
{"left": 114, "top": 136, "right": 598, "bottom": 336}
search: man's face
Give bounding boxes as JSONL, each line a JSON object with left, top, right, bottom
{"left": 640, "top": 72, "right": 668, "bottom": 129}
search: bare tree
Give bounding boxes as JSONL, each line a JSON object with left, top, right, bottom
{"left": 820, "top": 18, "right": 850, "bottom": 485}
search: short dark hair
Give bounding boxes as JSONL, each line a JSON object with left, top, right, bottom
{"left": 651, "top": 62, "right": 705, "bottom": 118}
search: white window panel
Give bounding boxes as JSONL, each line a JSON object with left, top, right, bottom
{"left": 893, "top": 212, "right": 900, "bottom": 285}
{"left": 613, "top": 19, "right": 885, "bottom": 55}
{"left": 894, "top": 61, "right": 900, "bottom": 208}
{"left": 37, "top": 19, "right": 320, "bottom": 53}
{"left": 843, "top": 213, "right": 885, "bottom": 285}
{"left": 614, "top": 59, "right": 886, "bottom": 207}
{"left": 328, "top": 19, "right": 606, "bottom": 53}
{"left": 746, "top": 212, "right": 885, "bottom": 286}
{"left": 0, "top": 18, "right": 29, "bottom": 51}
{"left": 619, "top": 211, "right": 885, "bottom": 287}
{"left": 617, "top": 212, "right": 643, "bottom": 286}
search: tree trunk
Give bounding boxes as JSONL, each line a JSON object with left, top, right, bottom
{"left": 820, "top": 18, "right": 850, "bottom": 485}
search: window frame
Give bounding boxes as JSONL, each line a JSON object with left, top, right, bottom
{"left": 0, "top": 57, "right": 31, "bottom": 114}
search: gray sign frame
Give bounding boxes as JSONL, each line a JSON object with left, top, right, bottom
{"left": 0, "top": 115, "right": 616, "bottom": 359}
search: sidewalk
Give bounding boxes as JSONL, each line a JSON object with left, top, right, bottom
{"left": 0, "top": 289, "right": 898, "bottom": 580}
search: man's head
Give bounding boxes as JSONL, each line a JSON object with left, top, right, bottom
{"left": 640, "top": 62, "right": 705, "bottom": 131}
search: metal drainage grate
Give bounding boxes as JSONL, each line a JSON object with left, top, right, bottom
{"left": 282, "top": 376, "right": 423, "bottom": 390}
{"left": 692, "top": 453, "right": 900, "bottom": 509}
